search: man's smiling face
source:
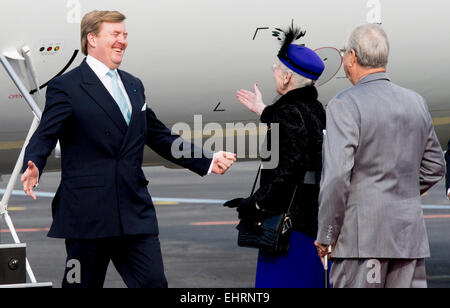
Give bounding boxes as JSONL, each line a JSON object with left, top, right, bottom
{"left": 89, "top": 21, "right": 128, "bottom": 69}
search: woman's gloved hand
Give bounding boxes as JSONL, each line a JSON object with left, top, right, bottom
{"left": 223, "top": 196, "right": 258, "bottom": 219}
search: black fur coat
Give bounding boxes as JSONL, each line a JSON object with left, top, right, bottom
{"left": 254, "top": 86, "right": 326, "bottom": 238}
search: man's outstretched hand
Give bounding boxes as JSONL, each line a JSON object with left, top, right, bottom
{"left": 21, "top": 161, "right": 39, "bottom": 200}
{"left": 211, "top": 151, "right": 237, "bottom": 175}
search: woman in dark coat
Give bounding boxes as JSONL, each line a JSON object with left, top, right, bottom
{"left": 225, "top": 26, "right": 327, "bottom": 288}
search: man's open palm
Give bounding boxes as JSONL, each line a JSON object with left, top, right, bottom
{"left": 21, "top": 161, "right": 39, "bottom": 200}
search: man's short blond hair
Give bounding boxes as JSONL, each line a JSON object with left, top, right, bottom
{"left": 80, "top": 10, "right": 126, "bottom": 56}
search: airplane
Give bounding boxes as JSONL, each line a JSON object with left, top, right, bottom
{"left": 0, "top": 0, "right": 449, "bottom": 180}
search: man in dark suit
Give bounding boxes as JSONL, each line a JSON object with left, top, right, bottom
{"left": 20, "top": 10, "right": 236, "bottom": 288}
{"left": 446, "top": 139, "right": 450, "bottom": 199}
{"left": 315, "top": 24, "right": 445, "bottom": 288}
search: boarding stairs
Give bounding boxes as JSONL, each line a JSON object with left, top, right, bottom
{"left": 0, "top": 48, "right": 52, "bottom": 288}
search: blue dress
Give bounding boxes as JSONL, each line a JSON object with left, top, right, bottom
{"left": 255, "top": 231, "right": 328, "bottom": 288}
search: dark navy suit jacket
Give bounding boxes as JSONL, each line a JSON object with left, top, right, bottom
{"left": 23, "top": 59, "right": 212, "bottom": 239}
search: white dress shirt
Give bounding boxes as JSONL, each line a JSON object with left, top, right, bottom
{"left": 86, "top": 55, "right": 132, "bottom": 113}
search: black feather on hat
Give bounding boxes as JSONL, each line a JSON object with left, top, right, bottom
{"left": 275, "top": 24, "right": 325, "bottom": 80}
{"left": 277, "top": 24, "right": 306, "bottom": 60}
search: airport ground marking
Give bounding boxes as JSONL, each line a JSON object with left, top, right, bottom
{"left": 424, "top": 214, "right": 450, "bottom": 219}
{"left": 1, "top": 215, "right": 449, "bottom": 235}
{"left": 152, "top": 197, "right": 227, "bottom": 204}
{"left": 0, "top": 228, "right": 50, "bottom": 233}
{"left": 3, "top": 190, "right": 450, "bottom": 210}
{"left": 154, "top": 201, "right": 180, "bottom": 205}
{"left": 6, "top": 207, "right": 25, "bottom": 211}
{"left": 190, "top": 214, "right": 450, "bottom": 226}
{"left": 0, "top": 189, "right": 56, "bottom": 198}
{"left": 433, "top": 117, "right": 450, "bottom": 126}
{"left": 190, "top": 221, "right": 239, "bottom": 226}
{"left": 422, "top": 205, "right": 450, "bottom": 210}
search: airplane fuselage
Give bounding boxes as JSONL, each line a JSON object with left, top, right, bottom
{"left": 0, "top": 0, "right": 448, "bottom": 176}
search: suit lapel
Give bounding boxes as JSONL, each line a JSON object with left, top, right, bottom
{"left": 79, "top": 60, "right": 128, "bottom": 134}
{"left": 118, "top": 70, "right": 141, "bottom": 154}
{"left": 119, "top": 70, "right": 141, "bottom": 127}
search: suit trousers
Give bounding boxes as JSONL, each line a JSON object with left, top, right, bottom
{"left": 62, "top": 234, "right": 168, "bottom": 288}
{"left": 330, "top": 258, "right": 427, "bottom": 288}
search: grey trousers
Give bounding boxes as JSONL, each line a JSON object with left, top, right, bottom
{"left": 330, "top": 258, "right": 427, "bottom": 288}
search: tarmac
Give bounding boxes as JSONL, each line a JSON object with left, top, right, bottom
{"left": 1, "top": 161, "right": 449, "bottom": 288}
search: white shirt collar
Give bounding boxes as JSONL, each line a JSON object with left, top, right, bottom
{"left": 86, "top": 55, "right": 116, "bottom": 79}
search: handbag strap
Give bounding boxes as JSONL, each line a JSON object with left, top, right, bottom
{"left": 250, "top": 100, "right": 321, "bottom": 215}
{"left": 250, "top": 164, "right": 262, "bottom": 195}
{"left": 286, "top": 185, "right": 298, "bottom": 215}
{"left": 251, "top": 163, "right": 298, "bottom": 215}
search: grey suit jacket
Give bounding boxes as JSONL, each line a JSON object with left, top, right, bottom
{"left": 317, "top": 73, "right": 445, "bottom": 259}
{"left": 445, "top": 139, "right": 449, "bottom": 193}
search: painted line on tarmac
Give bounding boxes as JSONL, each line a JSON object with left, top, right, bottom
{"left": 154, "top": 201, "right": 180, "bottom": 205}
{"left": 0, "top": 189, "right": 55, "bottom": 198}
{"left": 6, "top": 207, "right": 25, "bottom": 211}
{"left": 191, "top": 215, "right": 450, "bottom": 226}
{"left": 424, "top": 214, "right": 450, "bottom": 219}
{"left": 152, "top": 197, "right": 226, "bottom": 204}
{"left": 0, "top": 228, "right": 50, "bottom": 233}
{"left": 0, "top": 190, "right": 226, "bottom": 204}
{"left": 2, "top": 189, "right": 450, "bottom": 209}
{"left": 190, "top": 221, "right": 239, "bottom": 226}
{"left": 422, "top": 205, "right": 450, "bottom": 210}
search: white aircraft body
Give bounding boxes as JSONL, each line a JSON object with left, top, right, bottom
{"left": 0, "top": 0, "right": 449, "bottom": 177}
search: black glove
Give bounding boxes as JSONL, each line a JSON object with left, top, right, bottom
{"left": 223, "top": 198, "right": 244, "bottom": 209}
{"left": 223, "top": 196, "right": 258, "bottom": 219}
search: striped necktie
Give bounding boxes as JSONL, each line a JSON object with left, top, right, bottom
{"left": 107, "top": 70, "right": 131, "bottom": 125}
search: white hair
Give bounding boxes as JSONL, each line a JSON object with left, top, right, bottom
{"left": 345, "top": 24, "right": 390, "bottom": 68}
{"left": 278, "top": 60, "right": 315, "bottom": 89}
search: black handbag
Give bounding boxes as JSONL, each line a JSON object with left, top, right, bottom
{"left": 236, "top": 165, "right": 298, "bottom": 254}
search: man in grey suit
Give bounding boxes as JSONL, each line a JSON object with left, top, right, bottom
{"left": 446, "top": 139, "right": 449, "bottom": 199}
{"left": 314, "top": 24, "right": 445, "bottom": 288}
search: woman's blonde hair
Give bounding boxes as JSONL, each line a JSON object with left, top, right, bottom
{"left": 80, "top": 10, "right": 126, "bottom": 56}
